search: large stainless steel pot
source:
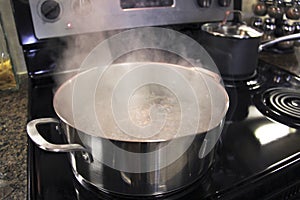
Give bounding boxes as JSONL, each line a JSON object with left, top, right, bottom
{"left": 27, "top": 62, "right": 229, "bottom": 196}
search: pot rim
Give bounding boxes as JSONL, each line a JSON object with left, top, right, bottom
{"left": 201, "top": 22, "right": 264, "bottom": 39}
{"left": 53, "top": 62, "right": 229, "bottom": 142}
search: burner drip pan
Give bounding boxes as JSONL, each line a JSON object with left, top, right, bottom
{"left": 255, "top": 87, "right": 300, "bottom": 128}
{"left": 224, "top": 71, "right": 265, "bottom": 90}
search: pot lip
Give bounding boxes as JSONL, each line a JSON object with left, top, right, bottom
{"left": 53, "top": 62, "right": 229, "bottom": 142}
{"left": 201, "top": 22, "right": 264, "bottom": 39}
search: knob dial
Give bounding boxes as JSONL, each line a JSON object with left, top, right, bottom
{"left": 198, "top": 0, "right": 212, "bottom": 8}
{"left": 40, "top": 0, "right": 61, "bottom": 22}
{"left": 219, "top": 0, "right": 231, "bottom": 7}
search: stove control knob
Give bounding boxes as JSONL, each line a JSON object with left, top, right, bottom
{"left": 40, "top": 0, "right": 61, "bottom": 22}
{"left": 219, "top": 0, "right": 231, "bottom": 7}
{"left": 198, "top": 0, "right": 212, "bottom": 8}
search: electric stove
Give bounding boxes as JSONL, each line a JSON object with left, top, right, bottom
{"left": 26, "top": 60, "right": 300, "bottom": 200}
{"left": 11, "top": 0, "right": 300, "bottom": 199}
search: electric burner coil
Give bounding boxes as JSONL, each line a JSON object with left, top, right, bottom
{"left": 254, "top": 87, "right": 300, "bottom": 128}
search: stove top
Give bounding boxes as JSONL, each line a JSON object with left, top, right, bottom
{"left": 10, "top": 1, "right": 300, "bottom": 199}
{"left": 27, "top": 60, "right": 300, "bottom": 200}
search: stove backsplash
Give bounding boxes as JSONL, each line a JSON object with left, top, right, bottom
{"left": 242, "top": 0, "right": 257, "bottom": 22}
{"left": 28, "top": 0, "right": 233, "bottom": 39}
{"left": 242, "top": 0, "right": 300, "bottom": 43}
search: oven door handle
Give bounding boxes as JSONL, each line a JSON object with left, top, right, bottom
{"left": 27, "top": 118, "right": 88, "bottom": 153}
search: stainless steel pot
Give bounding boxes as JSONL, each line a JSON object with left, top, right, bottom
{"left": 201, "top": 21, "right": 263, "bottom": 79}
{"left": 200, "top": 11, "right": 300, "bottom": 80}
{"left": 27, "top": 62, "right": 229, "bottom": 196}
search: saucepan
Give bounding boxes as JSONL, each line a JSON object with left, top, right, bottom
{"left": 200, "top": 10, "right": 300, "bottom": 80}
{"left": 27, "top": 62, "right": 229, "bottom": 196}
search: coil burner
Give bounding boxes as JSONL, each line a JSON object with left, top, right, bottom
{"left": 255, "top": 87, "right": 300, "bottom": 128}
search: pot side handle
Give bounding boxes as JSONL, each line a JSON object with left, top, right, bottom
{"left": 27, "top": 118, "right": 88, "bottom": 153}
{"left": 258, "top": 33, "right": 300, "bottom": 52}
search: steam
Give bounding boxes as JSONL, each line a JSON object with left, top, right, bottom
{"left": 51, "top": 27, "right": 229, "bottom": 172}
{"left": 54, "top": 27, "right": 225, "bottom": 141}
{"left": 54, "top": 31, "right": 119, "bottom": 86}
{"left": 55, "top": 27, "right": 216, "bottom": 80}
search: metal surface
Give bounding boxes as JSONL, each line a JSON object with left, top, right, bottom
{"left": 258, "top": 33, "right": 300, "bottom": 51}
{"left": 197, "top": 27, "right": 262, "bottom": 79}
{"left": 253, "top": 87, "right": 300, "bottom": 129}
{"left": 66, "top": 127, "right": 216, "bottom": 196}
{"left": 199, "top": 22, "right": 300, "bottom": 79}
{"left": 203, "top": 10, "right": 264, "bottom": 39}
{"left": 28, "top": 0, "right": 233, "bottom": 39}
{"left": 27, "top": 118, "right": 88, "bottom": 153}
{"left": 26, "top": 112, "right": 219, "bottom": 196}
{"left": 201, "top": 22, "right": 263, "bottom": 39}
{"left": 26, "top": 62, "right": 229, "bottom": 196}
{"left": 53, "top": 62, "right": 228, "bottom": 140}
{"left": 28, "top": 116, "right": 217, "bottom": 197}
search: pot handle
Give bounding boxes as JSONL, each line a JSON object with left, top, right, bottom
{"left": 258, "top": 33, "right": 300, "bottom": 52}
{"left": 27, "top": 118, "right": 88, "bottom": 153}
{"left": 220, "top": 10, "right": 244, "bottom": 26}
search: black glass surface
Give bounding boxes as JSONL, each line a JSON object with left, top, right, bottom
{"left": 27, "top": 62, "right": 300, "bottom": 200}
{"left": 10, "top": 0, "right": 39, "bottom": 46}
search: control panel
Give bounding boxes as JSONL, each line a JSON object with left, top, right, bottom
{"left": 120, "top": 0, "right": 175, "bottom": 9}
{"left": 28, "top": 0, "right": 233, "bottom": 39}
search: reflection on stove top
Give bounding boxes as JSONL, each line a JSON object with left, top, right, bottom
{"left": 224, "top": 70, "right": 266, "bottom": 90}
{"left": 287, "top": 75, "right": 300, "bottom": 88}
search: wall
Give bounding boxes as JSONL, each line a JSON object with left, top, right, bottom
{"left": 242, "top": 0, "right": 257, "bottom": 23}
{"left": 0, "top": 0, "right": 27, "bottom": 74}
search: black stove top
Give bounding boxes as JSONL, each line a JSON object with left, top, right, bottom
{"left": 27, "top": 61, "right": 300, "bottom": 200}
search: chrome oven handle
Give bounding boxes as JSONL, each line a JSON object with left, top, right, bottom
{"left": 27, "top": 118, "right": 88, "bottom": 153}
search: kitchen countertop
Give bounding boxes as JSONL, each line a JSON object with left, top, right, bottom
{"left": 259, "top": 46, "right": 300, "bottom": 76}
{"left": 0, "top": 75, "right": 27, "bottom": 200}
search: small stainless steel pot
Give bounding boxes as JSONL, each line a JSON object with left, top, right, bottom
{"left": 200, "top": 11, "right": 300, "bottom": 80}
{"left": 27, "top": 62, "right": 229, "bottom": 196}
{"left": 201, "top": 21, "right": 263, "bottom": 79}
